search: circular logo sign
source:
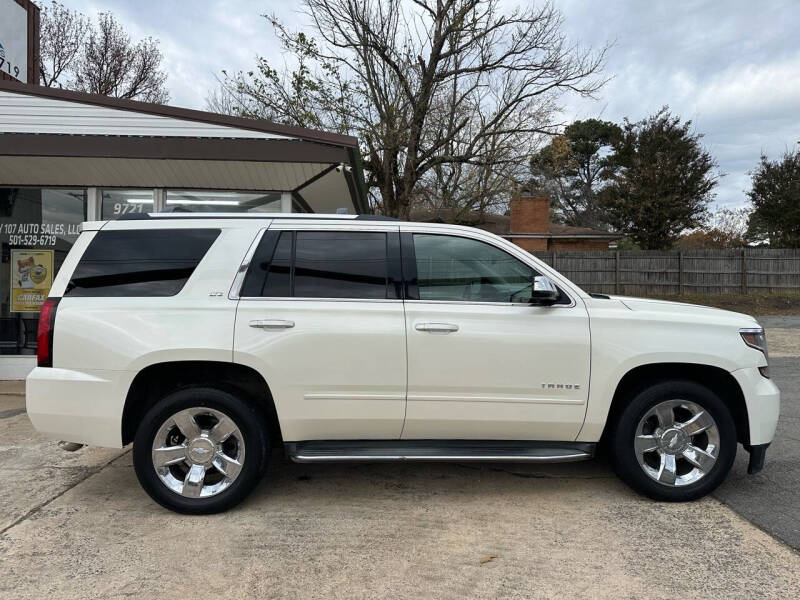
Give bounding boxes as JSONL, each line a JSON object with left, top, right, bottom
{"left": 30, "top": 264, "right": 47, "bottom": 284}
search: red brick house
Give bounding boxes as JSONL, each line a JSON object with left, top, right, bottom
{"left": 412, "top": 193, "right": 620, "bottom": 251}
{"left": 507, "top": 194, "right": 620, "bottom": 251}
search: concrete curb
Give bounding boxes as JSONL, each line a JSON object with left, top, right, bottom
{"left": 0, "top": 380, "right": 26, "bottom": 396}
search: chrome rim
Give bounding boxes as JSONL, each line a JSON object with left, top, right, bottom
{"left": 151, "top": 407, "right": 245, "bottom": 498}
{"left": 634, "top": 399, "right": 720, "bottom": 487}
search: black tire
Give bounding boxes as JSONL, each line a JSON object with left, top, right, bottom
{"left": 133, "top": 387, "right": 269, "bottom": 514}
{"left": 608, "top": 379, "right": 737, "bottom": 502}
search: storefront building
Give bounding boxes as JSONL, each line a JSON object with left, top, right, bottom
{"left": 0, "top": 78, "right": 368, "bottom": 377}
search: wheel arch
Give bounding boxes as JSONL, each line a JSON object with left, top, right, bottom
{"left": 121, "top": 361, "right": 281, "bottom": 446}
{"left": 601, "top": 362, "right": 750, "bottom": 446}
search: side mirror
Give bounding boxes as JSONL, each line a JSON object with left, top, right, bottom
{"left": 530, "top": 275, "right": 559, "bottom": 306}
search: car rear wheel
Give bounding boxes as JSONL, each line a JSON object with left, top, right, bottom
{"left": 133, "top": 387, "right": 268, "bottom": 514}
{"left": 609, "top": 380, "right": 737, "bottom": 501}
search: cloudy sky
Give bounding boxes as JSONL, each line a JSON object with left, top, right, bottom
{"left": 62, "top": 0, "right": 800, "bottom": 209}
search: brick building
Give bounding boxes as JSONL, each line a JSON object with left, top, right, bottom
{"left": 507, "top": 194, "right": 620, "bottom": 251}
{"left": 413, "top": 193, "right": 621, "bottom": 251}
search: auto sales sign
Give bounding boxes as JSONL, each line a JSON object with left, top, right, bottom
{"left": 0, "top": 0, "right": 28, "bottom": 81}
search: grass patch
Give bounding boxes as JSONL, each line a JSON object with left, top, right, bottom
{"left": 641, "top": 292, "right": 800, "bottom": 315}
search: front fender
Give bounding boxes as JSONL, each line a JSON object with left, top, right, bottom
{"left": 577, "top": 301, "right": 765, "bottom": 442}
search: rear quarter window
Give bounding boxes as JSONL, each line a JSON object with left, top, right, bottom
{"left": 64, "top": 229, "right": 220, "bottom": 297}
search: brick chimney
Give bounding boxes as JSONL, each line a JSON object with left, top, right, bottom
{"left": 509, "top": 193, "right": 550, "bottom": 251}
{"left": 510, "top": 194, "right": 550, "bottom": 234}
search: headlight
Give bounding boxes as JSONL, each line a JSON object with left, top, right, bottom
{"left": 740, "top": 327, "right": 769, "bottom": 378}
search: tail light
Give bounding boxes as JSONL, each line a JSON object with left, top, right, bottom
{"left": 37, "top": 297, "right": 61, "bottom": 367}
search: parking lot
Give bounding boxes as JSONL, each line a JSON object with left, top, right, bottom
{"left": 1, "top": 321, "right": 799, "bottom": 599}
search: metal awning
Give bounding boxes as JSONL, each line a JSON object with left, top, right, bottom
{"left": 0, "top": 80, "right": 368, "bottom": 214}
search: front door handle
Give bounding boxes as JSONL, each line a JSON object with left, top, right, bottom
{"left": 415, "top": 322, "right": 459, "bottom": 333}
{"left": 249, "top": 319, "right": 295, "bottom": 330}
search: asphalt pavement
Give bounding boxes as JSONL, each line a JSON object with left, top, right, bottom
{"left": 714, "top": 317, "right": 800, "bottom": 549}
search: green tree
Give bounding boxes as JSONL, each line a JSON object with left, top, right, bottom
{"left": 746, "top": 151, "right": 800, "bottom": 247}
{"left": 601, "top": 108, "right": 717, "bottom": 249}
{"left": 214, "top": 0, "right": 607, "bottom": 217}
{"left": 530, "top": 118, "right": 621, "bottom": 228}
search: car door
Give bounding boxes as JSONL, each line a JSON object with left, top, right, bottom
{"left": 401, "top": 228, "right": 591, "bottom": 441}
{"left": 233, "top": 223, "right": 407, "bottom": 441}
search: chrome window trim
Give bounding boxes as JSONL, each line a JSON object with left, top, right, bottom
{"left": 237, "top": 297, "right": 403, "bottom": 304}
{"left": 404, "top": 297, "right": 576, "bottom": 309}
{"left": 229, "top": 227, "right": 268, "bottom": 300}
{"left": 236, "top": 297, "right": 564, "bottom": 307}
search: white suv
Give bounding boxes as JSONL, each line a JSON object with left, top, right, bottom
{"left": 26, "top": 214, "right": 779, "bottom": 513}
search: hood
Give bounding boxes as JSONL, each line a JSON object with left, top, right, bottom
{"left": 609, "top": 295, "right": 761, "bottom": 328}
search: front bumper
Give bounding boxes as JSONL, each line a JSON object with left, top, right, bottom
{"left": 26, "top": 367, "right": 132, "bottom": 448}
{"left": 731, "top": 366, "right": 780, "bottom": 447}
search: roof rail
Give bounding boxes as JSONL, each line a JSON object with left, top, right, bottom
{"left": 354, "top": 214, "right": 397, "bottom": 221}
{"left": 117, "top": 213, "right": 152, "bottom": 220}
{"left": 103, "top": 212, "right": 376, "bottom": 221}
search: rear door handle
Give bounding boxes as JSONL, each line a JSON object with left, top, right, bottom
{"left": 249, "top": 319, "right": 295, "bottom": 330}
{"left": 415, "top": 322, "right": 459, "bottom": 333}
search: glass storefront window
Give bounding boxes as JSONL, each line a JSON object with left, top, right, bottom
{"left": 165, "top": 190, "right": 283, "bottom": 213}
{"left": 0, "top": 188, "right": 87, "bottom": 355}
{"left": 102, "top": 189, "right": 155, "bottom": 219}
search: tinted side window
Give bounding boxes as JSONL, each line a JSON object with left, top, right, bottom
{"left": 65, "top": 229, "right": 220, "bottom": 297}
{"left": 413, "top": 234, "right": 535, "bottom": 303}
{"left": 262, "top": 232, "right": 292, "bottom": 297}
{"left": 241, "top": 230, "right": 390, "bottom": 299}
{"left": 240, "top": 231, "right": 293, "bottom": 297}
{"left": 295, "top": 231, "right": 387, "bottom": 299}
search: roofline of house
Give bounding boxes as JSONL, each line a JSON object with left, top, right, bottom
{"left": 0, "top": 79, "right": 359, "bottom": 148}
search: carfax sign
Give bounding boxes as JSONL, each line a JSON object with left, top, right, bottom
{"left": 10, "top": 249, "right": 54, "bottom": 313}
{"left": 0, "top": 0, "right": 28, "bottom": 81}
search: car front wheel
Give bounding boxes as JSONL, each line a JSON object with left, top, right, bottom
{"left": 609, "top": 380, "right": 737, "bottom": 502}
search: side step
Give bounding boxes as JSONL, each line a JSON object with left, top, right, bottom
{"left": 286, "top": 440, "right": 596, "bottom": 463}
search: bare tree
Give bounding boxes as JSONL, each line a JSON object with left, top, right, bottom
{"left": 677, "top": 207, "right": 751, "bottom": 249}
{"left": 223, "top": 0, "right": 607, "bottom": 217}
{"left": 205, "top": 83, "right": 240, "bottom": 115}
{"left": 414, "top": 95, "right": 533, "bottom": 218}
{"left": 74, "top": 13, "right": 169, "bottom": 103}
{"left": 39, "top": 1, "right": 88, "bottom": 87}
{"left": 39, "top": 5, "right": 169, "bottom": 103}
{"left": 205, "top": 76, "right": 268, "bottom": 117}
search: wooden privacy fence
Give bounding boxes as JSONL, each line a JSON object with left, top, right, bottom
{"left": 531, "top": 249, "right": 800, "bottom": 296}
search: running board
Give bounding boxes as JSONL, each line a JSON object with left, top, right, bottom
{"left": 286, "top": 440, "right": 596, "bottom": 463}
